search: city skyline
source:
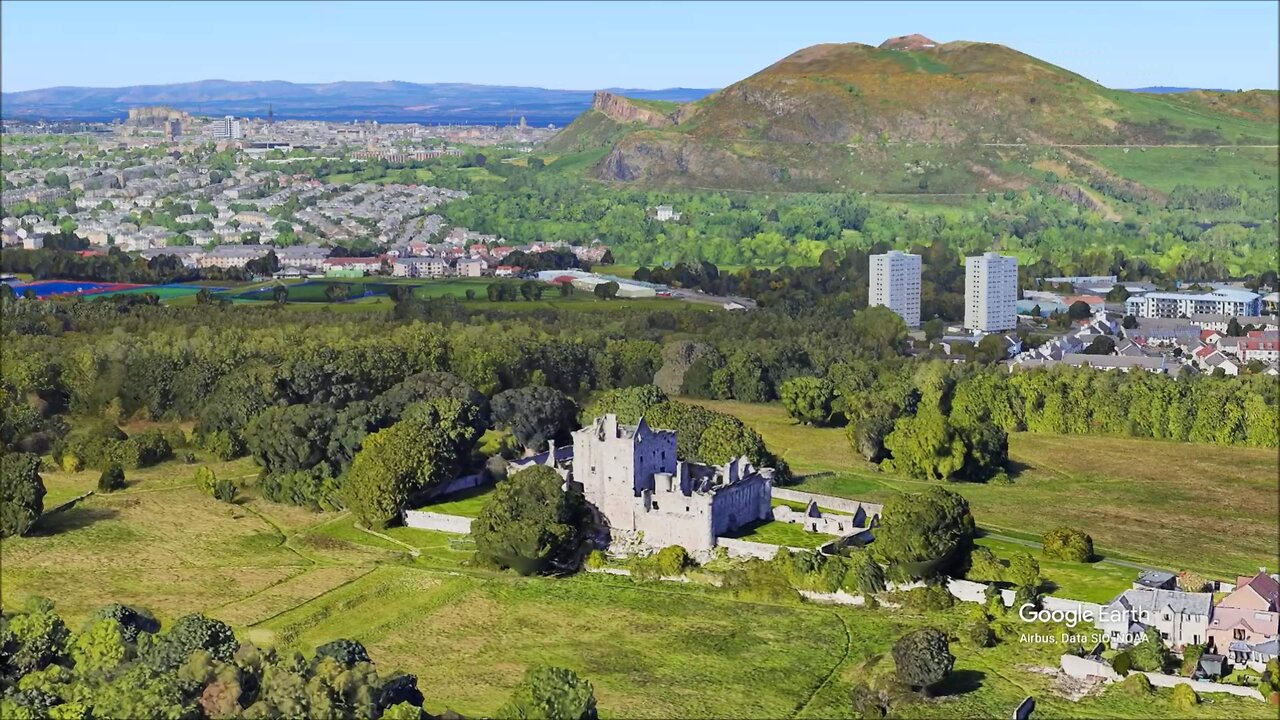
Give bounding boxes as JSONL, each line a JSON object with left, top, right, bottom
{"left": 2, "top": 1, "right": 1278, "bottom": 92}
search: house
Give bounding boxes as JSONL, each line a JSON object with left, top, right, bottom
{"left": 651, "top": 205, "right": 681, "bottom": 222}
{"left": 1095, "top": 588, "right": 1212, "bottom": 650}
{"left": 1239, "top": 330, "right": 1280, "bottom": 364}
{"left": 323, "top": 257, "right": 384, "bottom": 275}
{"left": 1192, "top": 654, "right": 1227, "bottom": 681}
{"left": 494, "top": 265, "right": 521, "bottom": 277}
{"left": 1207, "top": 571, "right": 1279, "bottom": 665}
{"left": 1134, "top": 570, "right": 1178, "bottom": 591}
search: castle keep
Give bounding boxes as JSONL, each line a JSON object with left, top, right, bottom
{"left": 570, "top": 415, "right": 774, "bottom": 552}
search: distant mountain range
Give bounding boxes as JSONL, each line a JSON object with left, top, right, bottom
{"left": 0, "top": 80, "right": 718, "bottom": 125}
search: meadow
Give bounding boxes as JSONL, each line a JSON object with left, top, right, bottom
{"left": 3, "top": 452, "right": 1275, "bottom": 719}
{"left": 686, "top": 399, "right": 1280, "bottom": 580}
{"left": 1085, "top": 146, "right": 1279, "bottom": 194}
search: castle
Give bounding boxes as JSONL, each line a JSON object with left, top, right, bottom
{"left": 568, "top": 415, "right": 774, "bottom": 552}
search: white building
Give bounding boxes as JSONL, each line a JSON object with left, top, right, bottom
{"left": 964, "top": 252, "right": 1018, "bottom": 333}
{"left": 213, "top": 116, "right": 243, "bottom": 140}
{"left": 1095, "top": 588, "right": 1213, "bottom": 650}
{"left": 869, "top": 250, "right": 922, "bottom": 328}
{"left": 1125, "top": 289, "right": 1262, "bottom": 319}
{"left": 455, "top": 258, "right": 486, "bottom": 277}
{"left": 392, "top": 257, "right": 448, "bottom": 278}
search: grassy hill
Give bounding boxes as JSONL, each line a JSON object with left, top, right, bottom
{"left": 549, "top": 37, "right": 1278, "bottom": 194}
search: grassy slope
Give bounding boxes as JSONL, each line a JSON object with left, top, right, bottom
{"left": 1083, "top": 146, "right": 1279, "bottom": 194}
{"left": 685, "top": 399, "right": 1280, "bottom": 579}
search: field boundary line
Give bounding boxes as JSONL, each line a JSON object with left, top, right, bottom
{"left": 792, "top": 609, "right": 852, "bottom": 719}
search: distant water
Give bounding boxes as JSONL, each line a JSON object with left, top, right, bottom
{"left": 2, "top": 112, "right": 579, "bottom": 127}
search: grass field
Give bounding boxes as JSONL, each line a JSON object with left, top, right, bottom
{"left": 416, "top": 485, "right": 494, "bottom": 518}
{"left": 4, "top": 452, "right": 1274, "bottom": 719}
{"left": 686, "top": 399, "right": 1280, "bottom": 580}
{"left": 974, "top": 534, "right": 1134, "bottom": 604}
{"left": 724, "top": 519, "right": 833, "bottom": 549}
{"left": 1085, "top": 146, "right": 1279, "bottom": 194}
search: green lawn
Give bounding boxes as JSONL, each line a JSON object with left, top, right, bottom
{"left": 974, "top": 535, "right": 1134, "bottom": 604}
{"left": 724, "top": 519, "right": 833, "bottom": 549}
{"left": 1085, "top": 146, "right": 1279, "bottom": 194}
{"left": 416, "top": 485, "right": 494, "bottom": 518}
{"left": 688, "top": 400, "right": 1280, "bottom": 580}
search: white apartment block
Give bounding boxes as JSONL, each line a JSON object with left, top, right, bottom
{"left": 868, "top": 250, "right": 922, "bottom": 328}
{"left": 964, "top": 252, "right": 1019, "bottom": 333}
{"left": 213, "top": 116, "right": 243, "bottom": 140}
{"left": 1125, "top": 289, "right": 1262, "bottom": 319}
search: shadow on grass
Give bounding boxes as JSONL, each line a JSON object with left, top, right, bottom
{"left": 1005, "top": 459, "right": 1034, "bottom": 479}
{"left": 932, "top": 668, "right": 986, "bottom": 697}
{"left": 32, "top": 506, "right": 118, "bottom": 534}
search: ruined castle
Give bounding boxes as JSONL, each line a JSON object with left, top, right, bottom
{"left": 569, "top": 415, "right": 774, "bottom": 552}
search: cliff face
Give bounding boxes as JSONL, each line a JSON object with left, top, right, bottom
{"left": 591, "top": 91, "right": 678, "bottom": 128}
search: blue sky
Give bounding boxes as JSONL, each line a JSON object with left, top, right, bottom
{"left": 2, "top": 1, "right": 1277, "bottom": 91}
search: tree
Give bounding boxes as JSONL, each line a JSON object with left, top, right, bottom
{"left": 1005, "top": 552, "right": 1041, "bottom": 588}
{"left": 97, "top": 464, "right": 125, "bottom": 493}
{"left": 851, "top": 306, "right": 908, "bottom": 356}
{"left": 592, "top": 281, "right": 619, "bottom": 300}
{"left": 1083, "top": 336, "right": 1116, "bottom": 355}
{"left": 1, "top": 452, "right": 46, "bottom": 537}
{"left": 498, "top": 665, "right": 597, "bottom": 720}
{"left": 1121, "top": 314, "right": 1139, "bottom": 330}
{"left": 841, "top": 551, "right": 886, "bottom": 595}
{"left": 273, "top": 285, "right": 289, "bottom": 304}
{"left": 1130, "top": 628, "right": 1171, "bottom": 672}
{"left": 1226, "top": 317, "right": 1245, "bottom": 337}
{"left": 779, "top": 377, "right": 840, "bottom": 426}
{"left": 472, "top": 465, "right": 588, "bottom": 575}
{"left": 882, "top": 409, "right": 965, "bottom": 481}
{"left": 491, "top": 386, "right": 578, "bottom": 452}
{"left": 965, "top": 546, "right": 1006, "bottom": 583}
{"left": 1042, "top": 527, "right": 1093, "bottom": 562}
{"left": 344, "top": 398, "right": 483, "bottom": 528}
{"left": 873, "top": 487, "right": 974, "bottom": 580}
{"left": 324, "top": 283, "right": 350, "bottom": 302}
{"left": 967, "top": 619, "right": 994, "bottom": 648}
{"left": 145, "top": 613, "right": 238, "bottom": 671}
{"left": 1171, "top": 683, "right": 1199, "bottom": 710}
{"left": 891, "top": 628, "right": 954, "bottom": 695}
{"left": 244, "top": 403, "right": 337, "bottom": 477}
{"left": 1067, "top": 300, "right": 1092, "bottom": 320}
{"left": 922, "top": 318, "right": 945, "bottom": 341}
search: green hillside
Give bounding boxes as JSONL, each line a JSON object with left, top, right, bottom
{"left": 549, "top": 37, "right": 1279, "bottom": 195}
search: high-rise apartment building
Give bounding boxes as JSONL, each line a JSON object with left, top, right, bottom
{"left": 964, "top": 252, "right": 1018, "bottom": 332}
{"left": 868, "top": 250, "right": 922, "bottom": 328}
{"left": 213, "top": 115, "right": 242, "bottom": 140}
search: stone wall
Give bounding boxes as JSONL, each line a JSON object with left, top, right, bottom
{"left": 772, "top": 488, "right": 883, "bottom": 526}
{"left": 771, "top": 505, "right": 858, "bottom": 535}
{"left": 402, "top": 510, "right": 473, "bottom": 534}
{"left": 1058, "top": 655, "right": 1264, "bottom": 700}
{"left": 717, "top": 537, "right": 790, "bottom": 560}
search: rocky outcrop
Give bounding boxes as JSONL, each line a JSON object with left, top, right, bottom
{"left": 592, "top": 91, "right": 679, "bottom": 128}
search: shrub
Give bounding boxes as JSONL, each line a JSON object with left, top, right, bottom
{"left": 1180, "top": 644, "right": 1205, "bottom": 677}
{"left": 1111, "top": 650, "right": 1133, "bottom": 676}
{"left": 60, "top": 455, "right": 83, "bottom": 473}
{"left": 1, "top": 452, "right": 46, "bottom": 538}
{"left": 212, "top": 479, "right": 236, "bottom": 503}
{"left": 97, "top": 464, "right": 125, "bottom": 493}
{"left": 1042, "top": 527, "right": 1094, "bottom": 562}
{"left": 649, "top": 545, "right": 691, "bottom": 578}
{"left": 584, "top": 550, "right": 607, "bottom": 570}
{"left": 181, "top": 451, "right": 196, "bottom": 464}
{"left": 967, "top": 620, "right": 994, "bottom": 648}
{"left": 194, "top": 467, "right": 216, "bottom": 495}
{"left": 892, "top": 628, "right": 954, "bottom": 695}
{"left": 1177, "top": 571, "right": 1209, "bottom": 593}
{"left": 1117, "top": 673, "right": 1151, "bottom": 696}
{"left": 722, "top": 558, "right": 799, "bottom": 603}
{"left": 1171, "top": 683, "right": 1198, "bottom": 710}
{"left": 110, "top": 430, "right": 173, "bottom": 470}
